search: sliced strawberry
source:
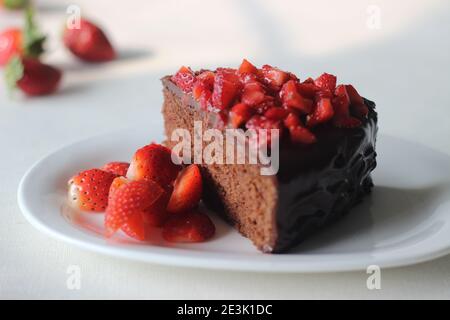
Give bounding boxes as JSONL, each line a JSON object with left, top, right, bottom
{"left": 5, "top": 57, "right": 62, "bottom": 96}
{"left": 0, "top": 28, "right": 22, "bottom": 66}
{"left": 102, "top": 162, "right": 130, "bottom": 176}
{"left": 63, "top": 18, "right": 115, "bottom": 63}
{"left": 306, "top": 97, "right": 335, "bottom": 127}
{"left": 127, "top": 143, "right": 182, "bottom": 188}
{"left": 245, "top": 115, "right": 283, "bottom": 146}
{"left": 171, "top": 66, "right": 195, "bottom": 93}
{"left": 264, "top": 107, "right": 289, "bottom": 120}
{"left": 238, "top": 58, "right": 258, "bottom": 75}
{"left": 68, "top": 168, "right": 118, "bottom": 212}
{"left": 261, "top": 64, "right": 289, "bottom": 88}
{"left": 105, "top": 180, "right": 164, "bottom": 236}
{"left": 230, "top": 102, "right": 254, "bottom": 128}
{"left": 346, "top": 84, "right": 368, "bottom": 118}
{"left": 289, "top": 125, "right": 317, "bottom": 144}
{"left": 167, "top": 164, "right": 203, "bottom": 214}
{"left": 314, "top": 73, "right": 337, "bottom": 92}
{"left": 162, "top": 211, "right": 215, "bottom": 243}
{"left": 211, "top": 68, "right": 240, "bottom": 110}
{"left": 241, "top": 81, "right": 266, "bottom": 106}
{"left": 280, "top": 80, "right": 313, "bottom": 114}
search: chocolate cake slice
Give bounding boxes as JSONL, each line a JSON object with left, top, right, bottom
{"left": 162, "top": 60, "right": 377, "bottom": 253}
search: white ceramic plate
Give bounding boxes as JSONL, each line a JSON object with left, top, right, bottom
{"left": 18, "top": 128, "right": 450, "bottom": 272}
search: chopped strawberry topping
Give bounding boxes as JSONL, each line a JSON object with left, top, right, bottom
{"left": 171, "top": 66, "right": 196, "bottom": 93}
{"left": 230, "top": 103, "right": 254, "bottom": 128}
{"left": 211, "top": 68, "right": 240, "bottom": 110}
{"left": 245, "top": 115, "right": 283, "bottom": 146}
{"left": 261, "top": 64, "right": 289, "bottom": 88}
{"left": 280, "top": 80, "right": 313, "bottom": 114}
{"left": 306, "top": 97, "right": 335, "bottom": 127}
{"left": 238, "top": 58, "right": 258, "bottom": 75}
{"left": 314, "top": 73, "right": 337, "bottom": 92}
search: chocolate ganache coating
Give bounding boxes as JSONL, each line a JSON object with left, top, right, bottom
{"left": 274, "top": 99, "right": 377, "bottom": 252}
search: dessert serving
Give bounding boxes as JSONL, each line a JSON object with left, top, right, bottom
{"left": 65, "top": 59, "right": 377, "bottom": 254}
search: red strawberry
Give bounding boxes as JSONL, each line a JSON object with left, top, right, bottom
{"left": 167, "top": 164, "right": 203, "bottom": 214}
{"left": 280, "top": 80, "right": 313, "bottom": 114}
{"left": 238, "top": 58, "right": 258, "bottom": 75}
{"left": 264, "top": 107, "right": 289, "bottom": 120}
{"left": 162, "top": 211, "right": 215, "bottom": 243}
{"left": 121, "top": 212, "right": 147, "bottom": 241}
{"left": 192, "top": 70, "right": 214, "bottom": 99}
{"left": 346, "top": 84, "right": 369, "bottom": 118}
{"left": 284, "top": 112, "right": 301, "bottom": 128}
{"left": 63, "top": 18, "right": 115, "bottom": 63}
{"left": 314, "top": 73, "right": 337, "bottom": 92}
{"left": 172, "top": 66, "right": 195, "bottom": 93}
{"left": 0, "top": 28, "right": 22, "bottom": 66}
{"left": 332, "top": 85, "right": 362, "bottom": 128}
{"left": 241, "top": 81, "right": 266, "bottom": 107}
{"left": 68, "top": 169, "right": 118, "bottom": 212}
{"left": 127, "top": 143, "right": 182, "bottom": 188}
{"left": 289, "top": 125, "right": 317, "bottom": 144}
{"left": 306, "top": 97, "right": 335, "bottom": 127}
{"left": 230, "top": 102, "right": 254, "bottom": 128}
{"left": 211, "top": 68, "right": 240, "bottom": 110}
{"left": 102, "top": 162, "right": 130, "bottom": 176}
{"left": 297, "top": 81, "right": 320, "bottom": 99}
{"left": 261, "top": 64, "right": 289, "bottom": 88}
{"left": 105, "top": 180, "right": 164, "bottom": 236}
{"left": 5, "top": 57, "right": 62, "bottom": 96}
{"left": 245, "top": 115, "right": 283, "bottom": 146}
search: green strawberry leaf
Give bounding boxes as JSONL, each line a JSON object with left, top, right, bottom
{"left": 4, "top": 55, "right": 24, "bottom": 96}
{"left": 22, "top": 5, "right": 46, "bottom": 58}
{"left": 3, "top": 0, "right": 29, "bottom": 10}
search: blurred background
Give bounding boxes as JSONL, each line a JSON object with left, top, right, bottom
{"left": 1, "top": 0, "right": 450, "bottom": 299}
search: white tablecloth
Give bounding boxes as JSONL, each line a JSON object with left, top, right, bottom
{"left": 1, "top": 0, "right": 450, "bottom": 299}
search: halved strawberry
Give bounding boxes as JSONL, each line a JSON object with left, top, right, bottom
{"left": 261, "top": 64, "right": 289, "bottom": 88}
{"left": 238, "top": 58, "right": 258, "bottom": 75}
{"left": 346, "top": 84, "right": 368, "bottom": 118}
{"left": 306, "top": 97, "right": 335, "bottom": 127}
{"left": 211, "top": 68, "right": 240, "bottom": 110}
{"left": 241, "top": 81, "right": 266, "bottom": 106}
{"left": 63, "top": 18, "right": 115, "bottom": 63}
{"left": 314, "top": 73, "right": 337, "bottom": 92}
{"left": 105, "top": 180, "right": 164, "bottom": 236}
{"left": 102, "top": 162, "right": 130, "bottom": 176}
{"left": 167, "top": 164, "right": 203, "bottom": 214}
{"left": 280, "top": 80, "right": 313, "bottom": 114}
{"left": 230, "top": 102, "right": 254, "bottom": 128}
{"left": 162, "top": 211, "right": 215, "bottom": 243}
{"left": 171, "top": 66, "right": 195, "bottom": 93}
{"left": 127, "top": 143, "right": 182, "bottom": 188}
{"left": 68, "top": 168, "right": 118, "bottom": 212}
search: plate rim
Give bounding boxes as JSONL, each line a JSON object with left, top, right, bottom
{"left": 17, "top": 129, "right": 450, "bottom": 273}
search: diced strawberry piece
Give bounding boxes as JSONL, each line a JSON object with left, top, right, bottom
{"left": 280, "top": 80, "right": 313, "bottom": 114}
{"left": 239, "top": 72, "right": 260, "bottom": 84}
{"left": 264, "top": 107, "right": 289, "bottom": 120}
{"left": 332, "top": 84, "right": 351, "bottom": 118}
{"left": 284, "top": 113, "right": 301, "bottom": 128}
{"left": 105, "top": 180, "right": 164, "bottom": 236}
{"left": 192, "top": 70, "right": 215, "bottom": 99}
{"left": 241, "top": 81, "right": 266, "bottom": 106}
{"left": 238, "top": 59, "right": 258, "bottom": 75}
{"left": 261, "top": 64, "right": 289, "bottom": 88}
{"left": 346, "top": 84, "right": 368, "bottom": 118}
{"left": 171, "top": 66, "right": 195, "bottom": 93}
{"left": 68, "top": 169, "right": 118, "bottom": 212}
{"left": 230, "top": 103, "right": 254, "bottom": 128}
{"left": 167, "top": 164, "right": 203, "bottom": 214}
{"left": 211, "top": 68, "right": 240, "bottom": 110}
{"left": 102, "top": 162, "right": 130, "bottom": 176}
{"left": 245, "top": 115, "right": 283, "bottom": 146}
{"left": 127, "top": 143, "right": 182, "bottom": 188}
{"left": 289, "top": 126, "right": 317, "bottom": 144}
{"left": 306, "top": 97, "right": 335, "bottom": 127}
{"left": 162, "top": 211, "right": 215, "bottom": 243}
{"left": 314, "top": 73, "right": 337, "bottom": 92}
{"left": 297, "top": 82, "right": 320, "bottom": 99}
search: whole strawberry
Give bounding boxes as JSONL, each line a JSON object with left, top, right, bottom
{"left": 5, "top": 56, "right": 62, "bottom": 96}
{"left": 63, "top": 18, "right": 116, "bottom": 62}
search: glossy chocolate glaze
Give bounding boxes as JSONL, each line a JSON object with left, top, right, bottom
{"left": 162, "top": 76, "right": 378, "bottom": 253}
